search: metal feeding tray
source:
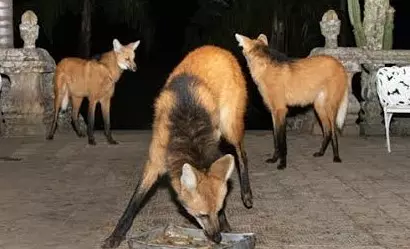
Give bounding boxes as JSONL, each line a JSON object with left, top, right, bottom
{"left": 127, "top": 224, "right": 256, "bottom": 249}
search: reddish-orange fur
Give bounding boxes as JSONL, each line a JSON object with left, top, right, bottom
{"left": 46, "top": 39, "right": 140, "bottom": 145}
{"left": 236, "top": 33, "right": 349, "bottom": 169}
{"left": 165, "top": 45, "right": 253, "bottom": 207}
{"left": 101, "top": 45, "right": 253, "bottom": 249}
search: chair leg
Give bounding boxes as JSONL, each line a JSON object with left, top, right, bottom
{"left": 384, "top": 109, "right": 393, "bottom": 153}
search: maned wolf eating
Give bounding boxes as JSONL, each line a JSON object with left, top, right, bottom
{"left": 235, "top": 33, "right": 349, "bottom": 170}
{"left": 102, "top": 45, "right": 253, "bottom": 248}
{"left": 46, "top": 39, "right": 140, "bottom": 145}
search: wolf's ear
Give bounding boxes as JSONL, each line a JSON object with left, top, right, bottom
{"left": 181, "top": 163, "right": 197, "bottom": 191}
{"left": 235, "top": 33, "right": 250, "bottom": 48}
{"left": 113, "top": 39, "right": 123, "bottom": 52}
{"left": 131, "top": 40, "right": 140, "bottom": 51}
{"left": 257, "top": 34, "right": 268, "bottom": 46}
{"left": 210, "top": 154, "right": 235, "bottom": 181}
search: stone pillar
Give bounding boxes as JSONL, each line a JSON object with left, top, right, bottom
{"left": 359, "top": 63, "right": 385, "bottom": 135}
{"left": 0, "top": 10, "right": 84, "bottom": 137}
{"left": 0, "top": 75, "right": 4, "bottom": 133}
{"left": 0, "top": 0, "right": 14, "bottom": 48}
{"left": 0, "top": 48, "right": 55, "bottom": 136}
{"left": 358, "top": 0, "right": 391, "bottom": 136}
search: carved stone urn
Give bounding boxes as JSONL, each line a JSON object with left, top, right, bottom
{"left": 19, "top": 10, "right": 39, "bottom": 49}
{"left": 320, "top": 10, "right": 341, "bottom": 49}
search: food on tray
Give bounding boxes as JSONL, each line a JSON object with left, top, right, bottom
{"left": 148, "top": 229, "right": 231, "bottom": 248}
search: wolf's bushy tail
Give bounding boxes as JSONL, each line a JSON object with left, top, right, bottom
{"left": 336, "top": 88, "right": 349, "bottom": 129}
{"left": 54, "top": 72, "right": 69, "bottom": 111}
{"left": 61, "top": 86, "right": 69, "bottom": 111}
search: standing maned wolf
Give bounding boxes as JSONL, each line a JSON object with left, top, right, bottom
{"left": 235, "top": 33, "right": 349, "bottom": 170}
{"left": 102, "top": 45, "right": 253, "bottom": 248}
{"left": 46, "top": 39, "right": 140, "bottom": 145}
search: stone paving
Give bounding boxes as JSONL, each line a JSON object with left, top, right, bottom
{"left": 0, "top": 131, "right": 409, "bottom": 249}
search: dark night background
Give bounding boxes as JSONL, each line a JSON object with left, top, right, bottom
{"left": 11, "top": 0, "right": 410, "bottom": 130}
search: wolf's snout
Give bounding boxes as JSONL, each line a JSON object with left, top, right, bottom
{"left": 205, "top": 231, "right": 222, "bottom": 244}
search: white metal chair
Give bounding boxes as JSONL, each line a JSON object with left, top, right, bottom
{"left": 376, "top": 66, "right": 410, "bottom": 153}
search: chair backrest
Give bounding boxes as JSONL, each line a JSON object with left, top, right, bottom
{"left": 376, "top": 66, "right": 410, "bottom": 107}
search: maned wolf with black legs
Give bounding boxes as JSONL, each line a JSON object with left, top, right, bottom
{"left": 102, "top": 45, "right": 253, "bottom": 248}
{"left": 235, "top": 33, "right": 349, "bottom": 170}
{"left": 46, "top": 39, "right": 140, "bottom": 145}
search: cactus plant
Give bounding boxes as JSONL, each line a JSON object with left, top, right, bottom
{"left": 383, "top": 6, "right": 395, "bottom": 49}
{"left": 347, "top": 0, "right": 366, "bottom": 47}
{"left": 347, "top": 0, "right": 394, "bottom": 50}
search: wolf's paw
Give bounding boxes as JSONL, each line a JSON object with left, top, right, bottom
{"left": 333, "top": 156, "right": 342, "bottom": 163}
{"left": 313, "top": 152, "right": 324, "bottom": 157}
{"left": 277, "top": 162, "right": 287, "bottom": 170}
{"left": 241, "top": 191, "right": 253, "bottom": 209}
{"left": 101, "top": 235, "right": 124, "bottom": 249}
{"left": 88, "top": 139, "right": 97, "bottom": 146}
{"left": 108, "top": 139, "right": 119, "bottom": 145}
{"left": 265, "top": 153, "right": 279, "bottom": 164}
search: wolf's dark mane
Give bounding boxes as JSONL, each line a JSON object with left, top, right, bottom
{"left": 165, "top": 73, "right": 222, "bottom": 175}
{"left": 252, "top": 44, "right": 294, "bottom": 64}
{"left": 91, "top": 53, "right": 102, "bottom": 61}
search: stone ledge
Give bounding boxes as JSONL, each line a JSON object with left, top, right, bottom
{"left": 0, "top": 48, "right": 56, "bottom": 74}
{"left": 311, "top": 47, "right": 410, "bottom": 66}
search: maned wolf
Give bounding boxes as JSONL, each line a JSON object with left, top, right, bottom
{"left": 46, "top": 39, "right": 140, "bottom": 145}
{"left": 102, "top": 45, "right": 253, "bottom": 248}
{"left": 235, "top": 33, "right": 349, "bottom": 170}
